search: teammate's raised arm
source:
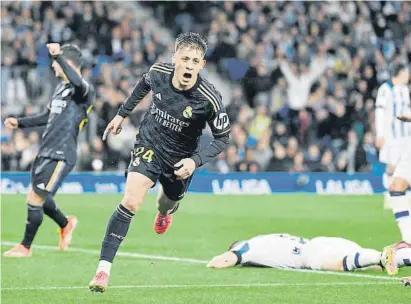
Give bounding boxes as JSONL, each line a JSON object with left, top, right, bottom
{"left": 117, "top": 72, "right": 152, "bottom": 118}
{"left": 4, "top": 42, "right": 95, "bottom": 259}
{"left": 47, "top": 43, "right": 90, "bottom": 100}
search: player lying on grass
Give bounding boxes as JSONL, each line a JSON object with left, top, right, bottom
{"left": 207, "top": 233, "right": 411, "bottom": 275}
{"left": 3, "top": 43, "right": 95, "bottom": 258}
{"left": 89, "top": 32, "right": 230, "bottom": 293}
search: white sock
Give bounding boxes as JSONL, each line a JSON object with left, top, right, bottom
{"left": 97, "top": 260, "right": 112, "bottom": 276}
{"left": 396, "top": 248, "right": 411, "bottom": 267}
{"left": 343, "top": 249, "right": 381, "bottom": 271}
{"left": 383, "top": 173, "right": 392, "bottom": 189}
{"left": 384, "top": 192, "right": 391, "bottom": 209}
{"left": 390, "top": 191, "right": 411, "bottom": 243}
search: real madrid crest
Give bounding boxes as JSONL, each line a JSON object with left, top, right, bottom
{"left": 132, "top": 156, "right": 141, "bottom": 167}
{"left": 183, "top": 106, "right": 193, "bottom": 118}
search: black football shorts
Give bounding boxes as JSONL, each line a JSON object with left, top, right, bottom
{"left": 30, "top": 156, "right": 74, "bottom": 197}
{"left": 126, "top": 143, "right": 192, "bottom": 201}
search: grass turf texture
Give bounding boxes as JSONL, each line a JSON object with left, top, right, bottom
{"left": 1, "top": 194, "right": 410, "bottom": 304}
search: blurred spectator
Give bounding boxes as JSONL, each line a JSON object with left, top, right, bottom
{"left": 305, "top": 144, "right": 322, "bottom": 172}
{"left": 225, "top": 145, "right": 240, "bottom": 172}
{"left": 76, "top": 143, "right": 93, "bottom": 172}
{"left": 236, "top": 147, "right": 260, "bottom": 173}
{"left": 266, "top": 142, "right": 291, "bottom": 172}
{"left": 290, "top": 152, "right": 308, "bottom": 173}
{"left": 336, "top": 153, "right": 348, "bottom": 173}
{"left": 286, "top": 137, "right": 298, "bottom": 160}
{"left": 279, "top": 53, "right": 328, "bottom": 111}
{"left": 248, "top": 105, "right": 271, "bottom": 141}
{"left": 345, "top": 130, "right": 368, "bottom": 173}
{"left": 3, "top": 1, "right": 411, "bottom": 174}
{"left": 253, "top": 130, "right": 273, "bottom": 170}
{"left": 318, "top": 150, "right": 336, "bottom": 172}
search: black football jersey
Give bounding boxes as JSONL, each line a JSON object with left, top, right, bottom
{"left": 118, "top": 62, "right": 231, "bottom": 167}
{"left": 38, "top": 81, "right": 95, "bottom": 165}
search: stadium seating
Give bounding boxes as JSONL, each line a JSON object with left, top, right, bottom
{"left": 2, "top": 1, "right": 411, "bottom": 173}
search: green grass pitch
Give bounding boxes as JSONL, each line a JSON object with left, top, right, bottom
{"left": 1, "top": 194, "right": 410, "bottom": 304}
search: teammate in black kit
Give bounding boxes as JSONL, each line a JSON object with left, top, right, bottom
{"left": 3, "top": 43, "right": 95, "bottom": 258}
{"left": 89, "top": 32, "right": 230, "bottom": 292}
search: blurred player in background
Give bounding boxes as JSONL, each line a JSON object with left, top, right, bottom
{"left": 89, "top": 32, "right": 230, "bottom": 293}
{"left": 374, "top": 63, "right": 411, "bottom": 262}
{"left": 207, "top": 233, "right": 411, "bottom": 274}
{"left": 3, "top": 43, "right": 95, "bottom": 258}
{"left": 382, "top": 113, "right": 411, "bottom": 281}
{"left": 375, "top": 63, "right": 410, "bottom": 210}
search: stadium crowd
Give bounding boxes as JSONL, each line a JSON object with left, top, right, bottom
{"left": 2, "top": 1, "right": 411, "bottom": 173}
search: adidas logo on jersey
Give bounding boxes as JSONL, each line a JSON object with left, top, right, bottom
{"left": 155, "top": 93, "right": 162, "bottom": 100}
{"left": 37, "top": 183, "right": 45, "bottom": 190}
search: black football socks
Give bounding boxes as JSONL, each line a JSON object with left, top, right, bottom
{"left": 43, "top": 196, "right": 68, "bottom": 228}
{"left": 100, "top": 204, "right": 135, "bottom": 262}
{"left": 21, "top": 204, "right": 44, "bottom": 249}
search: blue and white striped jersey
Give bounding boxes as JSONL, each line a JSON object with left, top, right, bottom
{"left": 375, "top": 81, "right": 411, "bottom": 141}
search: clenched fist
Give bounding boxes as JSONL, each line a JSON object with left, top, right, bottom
{"left": 4, "top": 117, "right": 18, "bottom": 129}
{"left": 47, "top": 43, "right": 61, "bottom": 56}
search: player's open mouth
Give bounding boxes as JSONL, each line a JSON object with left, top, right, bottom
{"left": 183, "top": 73, "right": 192, "bottom": 80}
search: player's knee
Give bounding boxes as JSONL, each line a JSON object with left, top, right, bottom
{"left": 161, "top": 187, "right": 185, "bottom": 202}
{"left": 121, "top": 195, "right": 144, "bottom": 213}
{"left": 157, "top": 191, "right": 178, "bottom": 205}
{"left": 389, "top": 177, "right": 409, "bottom": 193}
{"left": 27, "top": 188, "right": 45, "bottom": 206}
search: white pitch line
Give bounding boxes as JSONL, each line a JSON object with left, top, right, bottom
{"left": 0, "top": 281, "right": 399, "bottom": 291}
{"left": 1, "top": 241, "right": 400, "bottom": 282}
{"left": 284, "top": 268, "right": 399, "bottom": 281}
{"left": 1, "top": 241, "right": 206, "bottom": 264}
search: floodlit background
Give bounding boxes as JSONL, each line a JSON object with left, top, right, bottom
{"left": 2, "top": 1, "right": 410, "bottom": 174}
{"left": 1, "top": 2, "right": 411, "bottom": 303}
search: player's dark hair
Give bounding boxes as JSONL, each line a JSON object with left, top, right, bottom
{"left": 61, "top": 44, "right": 83, "bottom": 68}
{"left": 391, "top": 63, "right": 408, "bottom": 77}
{"left": 175, "top": 32, "right": 208, "bottom": 56}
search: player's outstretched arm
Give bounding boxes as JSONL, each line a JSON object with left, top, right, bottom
{"left": 207, "top": 252, "right": 238, "bottom": 269}
{"left": 279, "top": 58, "right": 298, "bottom": 83}
{"left": 397, "top": 114, "right": 411, "bottom": 122}
{"left": 117, "top": 72, "right": 152, "bottom": 118}
{"left": 102, "top": 115, "right": 124, "bottom": 141}
{"left": 307, "top": 55, "right": 328, "bottom": 83}
{"left": 103, "top": 69, "right": 152, "bottom": 141}
{"left": 47, "top": 43, "right": 90, "bottom": 100}
{"left": 5, "top": 108, "right": 50, "bottom": 129}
